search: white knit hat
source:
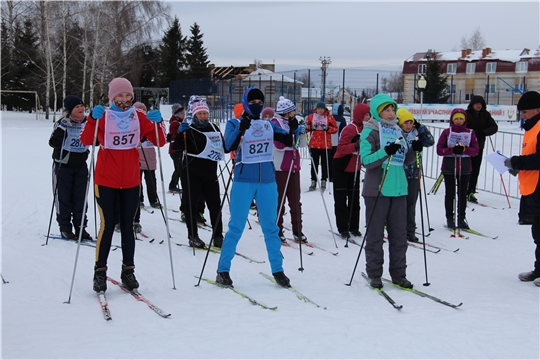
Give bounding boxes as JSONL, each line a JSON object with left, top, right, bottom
{"left": 276, "top": 96, "right": 296, "bottom": 114}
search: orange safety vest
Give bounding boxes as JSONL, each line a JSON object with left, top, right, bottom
{"left": 518, "top": 120, "right": 540, "bottom": 196}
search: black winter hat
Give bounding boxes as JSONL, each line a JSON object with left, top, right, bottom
{"left": 247, "top": 88, "right": 264, "bottom": 102}
{"left": 64, "top": 95, "right": 84, "bottom": 115}
{"left": 517, "top": 91, "right": 540, "bottom": 111}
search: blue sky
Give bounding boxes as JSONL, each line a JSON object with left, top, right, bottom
{"left": 167, "top": 1, "right": 539, "bottom": 72}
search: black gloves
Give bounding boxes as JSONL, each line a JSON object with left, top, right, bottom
{"left": 384, "top": 143, "right": 401, "bottom": 156}
{"left": 452, "top": 144, "right": 465, "bottom": 155}
{"left": 166, "top": 133, "right": 172, "bottom": 142}
{"left": 412, "top": 140, "right": 423, "bottom": 152}
{"left": 414, "top": 121, "right": 421, "bottom": 130}
{"left": 355, "top": 140, "right": 360, "bottom": 150}
{"left": 288, "top": 116, "right": 299, "bottom": 132}
{"left": 240, "top": 114, "right": 252, "bottom": 131}
{"left": 504, "top": 157, "right": 519, "bottom": 176}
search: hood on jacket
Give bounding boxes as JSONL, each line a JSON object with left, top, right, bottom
{"left": 241, "top": 87, "right": 264, "bottom": 118}
{"left": 467, "top": 95, "right": 486, "bottom": 111}
{"left": 352, "top": 103, "right": 370, "bottom": 125}
{"left": 369, "top": 94, "right": 397, "bottom": 121}
{"left": 450, "top": 108, "right": 468, "bottom": 125}
{"left": 332, "top": 103, "right": 344, "bottom": 116}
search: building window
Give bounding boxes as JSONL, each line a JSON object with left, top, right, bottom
{"left": 486, "top": 84, "right": 496, "bottom": 94}
{"left": 465, "top": 93, "right": 474, "bottom": 101}
{"left": 515, "top": 61, "right": 528, "bottom": 73}
{"left": 447, "top": 63, "right": 457, "bottom": 74}
{"left": 486, "top": 62, "right": 497, "bottom": 73}
{"left": 447, "top": 84, "right": 456, "bottom": 94}
{"left": 418, "top": 64, "right": 426, "bottom": 74}
{"left": 466, "top": 63, "right": 476, "bottom": 74}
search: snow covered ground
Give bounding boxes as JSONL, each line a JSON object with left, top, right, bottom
{"left": 1, "top": 111, "right": 539, "bottom": 359}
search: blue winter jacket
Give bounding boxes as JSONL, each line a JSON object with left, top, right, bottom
{"left": 225, "top": 118, "right": 292, "bottom": 183}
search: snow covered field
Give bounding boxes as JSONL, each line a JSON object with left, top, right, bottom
{"left": 1, "top": 111, "right": 539, "bottom": 359}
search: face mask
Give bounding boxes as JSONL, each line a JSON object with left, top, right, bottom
{"left": 248, "top": 103, "right": 263, "bottom": 119}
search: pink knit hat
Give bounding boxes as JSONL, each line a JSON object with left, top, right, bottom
{"left": 133, "top": 102, "right": 147, "bottom": 113}
{"left": 261, "top": 107, "right": 275, "bottom": 119}
{"left": 108, "top": 78, "right": 134, "bottom": 101}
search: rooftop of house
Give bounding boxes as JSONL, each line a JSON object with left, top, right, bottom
{"left": 405, "top": 47, "right": 540, "bottom": 63}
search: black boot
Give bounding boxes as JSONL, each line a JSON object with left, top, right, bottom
{"left": 93, "top": 266, "right": 107, "bottom": 292}
{"left": 61, "top": 229, "right": 77, "bottom": 240}
{"left": 216, "top": 272, "right": 233, "bottom": 286}
{"left": 121, "top": 264, "right": 139, "bottom": 290}
{"left": 189, "top": 235, "right": 205, "bottom": 249}
{"left": 75, "top": 226, "right": 93, "bottom": 241}
{"left": 273, "top": 271, "right": 291, "bottom": 288}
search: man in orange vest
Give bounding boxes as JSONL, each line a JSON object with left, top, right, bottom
{"left": 504, "top": 91, "right": 540, "bottom": 286}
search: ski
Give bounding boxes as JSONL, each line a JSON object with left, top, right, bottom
{"left": 284, "top": 240, "right": 314, "bottom": 255}
{"left": 381, "top": 277, "right": 463, "bottom": 308}
{"left": 259, "top": 272, "right": 325, "bottom": 309}
{"left": 408, "top": 242, "right": 440, "bottom": 253}
{"left": 198, "top": 276, "right": 277, "bottom": 310}
{"left": 328, "top": 230, "right": 362, "bottom": 247}
{"left": 444, "top": 226, "right": 469, "bottom": 239}
{"left": 140, "top": 206, "right": 154, "bottom": 214}
{"left": 107, "top": 277, "right": 171, "bottom": 318}
{"left": 176, "top": 242, "right": 220, "bottom": 253}
{"left": 468, "top": 201, "right": 500, "bottom": 210}
{"left": 175, "top": 243, "right": 264, "bottom": 263}
{"left": 136, "top": 231, "right": 155, "bottom": 242}
{"left": 461, "top": 228, "right": 498, "bottom": 240}
{"left": 410, "top": 240, "right": 459, "bottom": 253}
{"left": 168, "top": 217, "right": 212, "bottom": 232}
{"left": 44, "top": 235, "right": 121, "bottom": 250}
{"left": 97, "top": 291, "right": 112, "bottom": 321}
{"left": 282, "top": 226, "right": 338, "bottom": 255}
{"left": 361, "top": 272, "right": 403, "bottom": 310}
{"left": 287, "top": 238, "right": 338, "bottom": 256}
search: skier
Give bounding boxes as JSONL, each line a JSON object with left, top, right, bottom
{"left": 48, "top": 95, "right": 92, "bottom": 241}
{"left": 81, "top": 77, "right": 166, "bottom": 293}
{"left": 305, "top": 101, "right": 338, "bottom": 191}
{"left": 172, "top": 96, "right": 227, "bottom": 249}
{"left": 332, "top": 103, "right": 369, "bottom": 239}
{"left": 396, "top": 107, "right": 434, "bottom": 242}
{"left": 272, "top": 96, "right": 307, "bottom": 244}
{"left": 436, "top": 108, "right": 479, "bottom": 230}
{"left": 360, "top": 94, "right": 415, "bottom": 289}
{"left": 215, "top": 87, "right": 305, "bottom": 288}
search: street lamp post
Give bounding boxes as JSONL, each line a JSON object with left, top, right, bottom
{"left": 320, "top": 56, "right": 331, "bottom": 102}
{"left": 417, "top": 75, "right": 427, "bottom": 123}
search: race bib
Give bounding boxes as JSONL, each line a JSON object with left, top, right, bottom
{"left": 241, "top": 119, "right": 274, "bottom": 164}
{"left": 379, "top": 122, "right": 406, "bottom": 166}
{"left": 447, "top": 130, "right": 472, "bottom": 157}
{"left": 64, "top": 122, "right": 88, "bottom": 153}
{"left": 312, "top": 113, "right": 328, "bottom": 129}
{"left": 103, "top": 109, "right": 140, "bottom": 150}
{"left": 188, "top": 129, "right": 224, "bottom": 162}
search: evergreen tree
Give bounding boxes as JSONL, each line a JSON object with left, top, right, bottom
{"left": 186, "top": 22, "right": 210, "bottom": 79}
{"left": 1, "top": 20, "right": 15, "bottom": 109}
{"left": 159, "top": 16, "right": 186, "bottom": 87}
{"left": 419, "top": 52, "right": 450, "bottom": 104}
{"left": 12, "top": 18, "right": 42, "bottom": 111}
{"left": 58, "top": 22, "right": 86, "bottom": 97}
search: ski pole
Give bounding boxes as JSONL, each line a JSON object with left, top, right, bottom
{"left": 292, "top": 134, "right": 305, "bottom": 271}
{"left": 65, "top": 114, "right": 100, "bottom": 304}
{"left": 154, "top": 121, "right": 176, "bottom": 289}
{"left": 45, "top": 129, "right": 67, "bottom": 246}
{"left": 183, "top": 130, "right": 196, "bottom": 256}
{"left": 346, "top": 152, "right": 394, "bottom": 286}
{"left": 489, "top": 137, "right": 511, "bottom": 208}
{"left": 421, "top": 164, "right": 434, "bottom": 232}
{"left": 416, "top": 152, "right": 430, "bottom": 286}
{"left": 345, "top": 151, "right": 360, "bottom": 248}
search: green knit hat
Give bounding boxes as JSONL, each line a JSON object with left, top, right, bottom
{"left": 316, "top": 101, "right": 326, "bottom": 109}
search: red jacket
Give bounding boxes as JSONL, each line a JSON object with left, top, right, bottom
{"left": 333, "top": 103, "right": 368, "bottom": 172}
{"left": 306, "top": 108, "right": 337, "bottom": 149}
{"left": 81, "top": 108, "right": 166, "bottom": 189}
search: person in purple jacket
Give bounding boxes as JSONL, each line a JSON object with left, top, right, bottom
{"left": 272, "top": 96, "right": 307, "bottom": 244}
{"left": 436, "top": 108, "right": 479, "bottom": 230}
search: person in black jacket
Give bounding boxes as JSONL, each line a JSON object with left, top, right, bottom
{"left": 172, "top": 96, "right": 228, "bottom": 248}
{"left": 465, "top": 95, "right": 498, "bottom": 203}
{"left": 48, "top": 95, "right": 91, "bottom": 240}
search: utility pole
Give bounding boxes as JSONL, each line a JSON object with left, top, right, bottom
{"left": 320, "top": 56, "right": 331, "bottom": 102}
